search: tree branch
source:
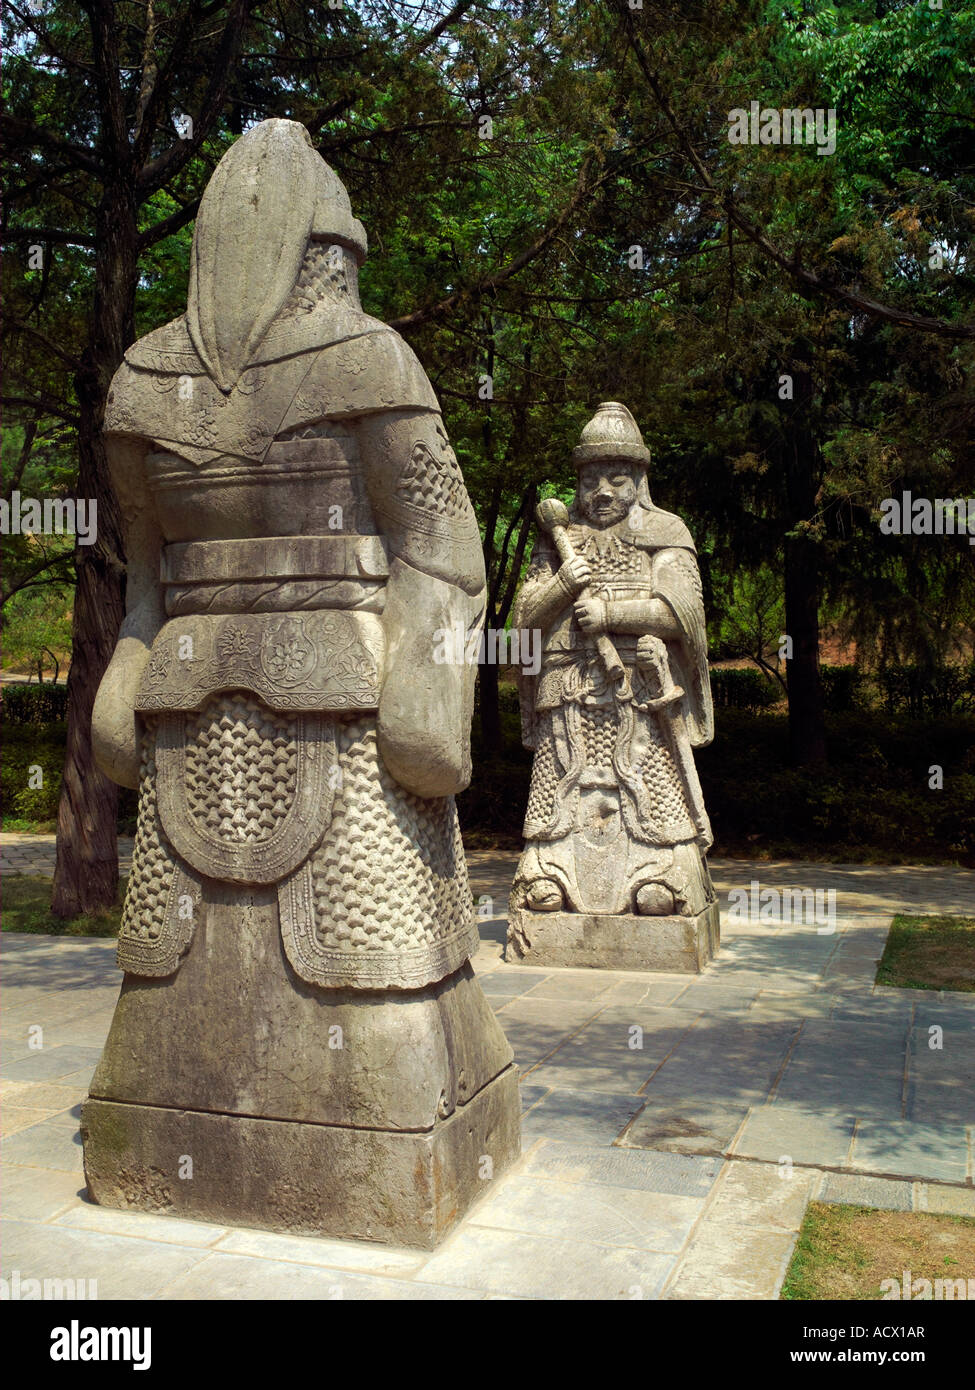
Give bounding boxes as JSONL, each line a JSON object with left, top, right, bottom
{"left": 390, "top": 152, "right": 607, "bottom": 331}
{"left": 408, "top": 0, "right": 479, "bottom": 55}
{"left": 136, "top": 0, "right": 254, "bottom": 193}
{"left": 3, "top": 418, "right": 38, "bottom": 502}
{"left": 617, "top": 6, "right": 975, "bottom": 342}
{"left": 5, "top": 319, "right": 83, "bottom": 372}
{"left": 1, "top": 395, "right": 81, "bottom": 428}
{"left": 137, "top": 196, "right": 201, "bottom": 250}
{"left": 0, "top": 116, "right": 103, "bottom": 177}
{"left": 1, "top": 226, "right": 97, "bottom": 247}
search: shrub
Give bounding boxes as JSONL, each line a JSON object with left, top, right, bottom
{"left": 877, "top": 662, "right": 975, "bottom": 718}
{"left": 709, "top": 667, "right": 780, "bottom": 710}
{"left": 0, "top": 724, "right": 66, "bottom": 821}
{"left": 819, "top": 665, "right": 867, "bottom": 712}
{"left": 0, "top": 683, "right": 69, "bottom": 724}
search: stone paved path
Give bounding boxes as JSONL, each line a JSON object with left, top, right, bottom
{"left": 1, "top": 833, "right": 133, "bottom": 877}
{"left": 2, "top": 842, "right": 973, "bottom": 1299}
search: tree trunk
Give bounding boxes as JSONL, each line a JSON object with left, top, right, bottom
{"left": 51, "top": 184, "right": 134, "bottom": 916}
{"left": 479, "top": 645, "right": 502, "bottom": 754}
{"left": 782, "top": 371, "right": 827, "bottom": 767}
{"left": 784, "top": 530, "right": 826, "bottom": 766}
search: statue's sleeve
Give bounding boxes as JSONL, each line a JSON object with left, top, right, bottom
{"left": 354, "top": 407, "right": 486, "bottom": 799}
{"left": 511, "top": 538, "right": 575, "bottom": 634}
{"left": 651, "top": 546, "right": 713, "bottom": 747}
{"left": 510, "top": 539, "right": 567, "bottom": 752}
{"left": 91, "top": 420, "right": 166, "bottom": 789}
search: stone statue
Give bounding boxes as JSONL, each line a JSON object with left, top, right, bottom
{"left": 81, "top": 119, "right": 520, "bottom": 1249}
{"left": 506, "top": 402, "right": 719, "bottom": 971}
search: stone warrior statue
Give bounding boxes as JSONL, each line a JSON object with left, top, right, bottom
{"left": 507, "top": 402, "right": 719, "bottom": 972}
{"left": 82, "top": 120, "right": 519, "bottom": 1248}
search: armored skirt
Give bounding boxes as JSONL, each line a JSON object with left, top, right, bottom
{"left": 119, "top": 693, "right": 479, "bottom": 990}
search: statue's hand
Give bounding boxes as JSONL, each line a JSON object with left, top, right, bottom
{"left": 574, "top": 597, "right": 608, "bottom": 634}
{"left": 636, "top": 633, "right": 667, "bottom": 667}
{"left": 558, "top": 556, "right": 591, "bottom": 595}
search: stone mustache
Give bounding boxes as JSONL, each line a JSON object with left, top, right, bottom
{"left": 81, "top": 119, "right": 520, "bottom": 1248}
{"left": 507, "top": 402, "right": 720, "bottom": 972}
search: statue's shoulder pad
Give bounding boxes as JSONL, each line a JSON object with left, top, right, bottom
{"left": 122, "top": 316, "right": 203, "bottom": 374}
{"left": 284, "top": 323, "right": 440, "bottom": 422}
{"left": 633, "top": 506, "right": 695, "bottom": 552}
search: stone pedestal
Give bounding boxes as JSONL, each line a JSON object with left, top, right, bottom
{"left": 82, "top": 1072, "right": 519, "bottom": 1250}
{"left": 83, "top": 891, "right": 520, "bottom": 1248}
{"left": 506, "top": 901, "right": 719, "bottom": 973}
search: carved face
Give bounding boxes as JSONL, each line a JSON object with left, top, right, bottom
{"left": 577, "top": 462, "right": 637, "bottom": 528}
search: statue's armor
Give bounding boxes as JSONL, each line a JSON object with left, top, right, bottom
{"left": 513, "top": 507, "right": 715, "bottom": 919}
{"left": 106, "top": 264, "right": 481, "bottom": 989}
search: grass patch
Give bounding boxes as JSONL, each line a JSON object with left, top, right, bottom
{"left": 876, "top": 915, "right": 975, "bottom": 993}
{"left": 1, "top": 874, "right": 123, "bottom": 937}
{"left": 783, "top": 1202, "right": 975, "bottom": 1300}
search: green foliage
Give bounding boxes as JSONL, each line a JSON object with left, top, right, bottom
{"left": 458, "top": 701, "right": 975, "bottom": 864}
{"left": 1, "top": 684, "right": 70, "bottom": 723}
{"left": 709, "top": 667, "right": 780, "bottom": 710}
{"left": 819, "top": 664, "right": 866, "bottom": 713}
{"left": 696, "top": 711, "right": 975, "bottom": 863}
{"left": 1, "top": 585, "right": 73, "bottom": 680}
{"left": 878, "top": 661, "right": 975, "bottom": 718}
{"left": 0, "top": 724, "right": 66, "bottom": 823}
{"left": 3, "top": 0, "right": 973, "bottom": 828}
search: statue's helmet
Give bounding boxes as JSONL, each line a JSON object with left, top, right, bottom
{"left": 572, "top": 402, "right": 651, "bottom": 469}
{"left": 571, "top": 402, "right": 653, "bottom": 510}
{"left": 187, "top": 119, "right": 366, "bottom": 392}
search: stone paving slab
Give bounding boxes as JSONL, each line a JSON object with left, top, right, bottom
{"left": 520, "top": 1087, "right": 646, "bottom": 1145}
{"left": 815, "top": 1172, "right": 915, "bottom": 1212}
{"left": 161, "top": 1253, "right": 480, "bottom": 1301}
{"left": 3, "top": 850, "right": 974, "bottom": 1299}
{"left": 849, "top": 1119, "right": 971, "bottom": 1184}
{"left": 662, "top": 1161, "right": 818, "bottom": 1300}
{"left": 732, "top": 1104, "right": 857, "bottom": 1168}
{"left": 423, "top": 1224, "right": 675, "bottom": 1300}
{"left": 0, "top": 1218, "right": 211, "bottom": 1300}
{"left": 464, "top": 1173, "right": 705, "bottom": 1253}
{"left": 521, "top": 1141, "right": 722, "bottom": 1196}
{"left": 620, "top": 1099, "right": 750, "bottom": 1156}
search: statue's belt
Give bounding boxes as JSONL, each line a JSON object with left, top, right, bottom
{"left": 161, "top": 534, "right": 389, "bottom": 585}
{"left": 135, "top": 609, "right": 384, "bottom": 714}
{"left": 542, "top": 634, "right": 652, "bottom": 660}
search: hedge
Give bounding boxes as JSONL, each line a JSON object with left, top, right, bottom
{"left": 1, "top": 683, "right": 70, "bottom": 724}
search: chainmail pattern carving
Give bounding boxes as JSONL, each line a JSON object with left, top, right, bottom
{"left": 396, "top": 439, "right": 470, "bottom": 521}
{"left": 281, "top": 242, "right": 351, "bottom": 316}
{"left": 582, "top": 703, "right": 618, "bottom": 765}
{"left": 119, "top": 725, "right": 172, "bottom": 946}
{"left": 184, "top": 694, "right": 299, "bottom": 845}
{"left": 524, "top": 714, "right": 559, "bottom": 828}
{"left": 309, "top": 718, "right": 474, "bottom": 954}
{"left": 637, "top": 721, "right": 691, "bottom": 831}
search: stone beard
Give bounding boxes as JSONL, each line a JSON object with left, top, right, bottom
{"left": 82, "top": 119, "right": 520, "bottom": 1248}
{"left": 508, "top": 414, "right": 719, "bottom": 971}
